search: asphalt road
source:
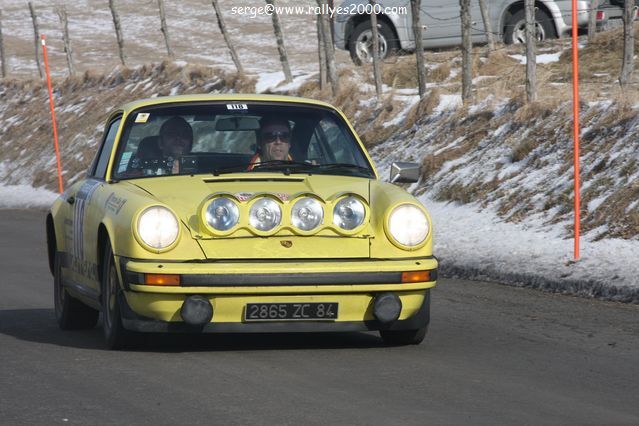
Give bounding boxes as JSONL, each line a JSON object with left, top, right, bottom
{"left": 1, "top": 209, "right": 638, "bottom": 425}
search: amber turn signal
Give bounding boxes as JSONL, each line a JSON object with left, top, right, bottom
{"left": 145, "top": 273, "right": 181, "bottom": 286}
{"left": 401, "top": 270, "right": 432, "bottom": 283}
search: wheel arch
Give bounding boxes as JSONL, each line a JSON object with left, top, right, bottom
{"left": 97, "top": 223, "right": 112, "bottom": 285}
{"left": 501, "top": 1, "right": 557, "bottom": 36}
{"left": 46, "top": 213, "right": 56, "bottom": 275}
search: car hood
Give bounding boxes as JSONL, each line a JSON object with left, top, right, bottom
{"left": 129, "top": 174, "right": 372, "bottom": 259}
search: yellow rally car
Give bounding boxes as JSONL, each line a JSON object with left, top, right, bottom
{"left": 46, "top": 94, "right": 437, "bottom": 349}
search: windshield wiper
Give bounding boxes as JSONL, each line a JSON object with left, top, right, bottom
{"left": 211, "top": 161, "right": 314, "bottom": 176}
{"left": 211, "top": 165, "right": 250, "bottom": 176}
{"left": 312, "top": 163, "right": 371, "bottom": 172}
{"left": 311, "top": 163, "right": 374, "bottom": 177}
{"left": 250, "top": 160, "right": 315, "bottom": 170}
{"left": 249, "top": 160, "right": 317, "bottom": 175}
{"left": 212, "top": 161, "right": 372, "bottom": 177}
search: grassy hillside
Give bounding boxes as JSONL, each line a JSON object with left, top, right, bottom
{"left": 1, "top": 27, "right": 638, "bottom": 240}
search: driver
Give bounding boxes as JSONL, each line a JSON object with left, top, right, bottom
{"left": 159, "top": 116, "right": 193, "bottom": 174}
{"left": 248, "top": 116, "right": 292, "bottom": 170}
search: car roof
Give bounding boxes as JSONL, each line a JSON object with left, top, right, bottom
{"left": 117, "top": 94, "right": 337, "bottom": 114}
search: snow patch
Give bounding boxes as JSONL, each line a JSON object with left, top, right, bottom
{"left": 255, "top": 72, "right": 286, "bottom": 93}
{"left": 422, "top": 196, "right": 639, "bottom": 302}
{"left": 435, "top": 94, "right": 462, "bottom": 114}
{"left": 0, "top": 184, "right": 59, "bottom": 209}
{"left": 508, "top": 53, "right": 562, "bottom": 64}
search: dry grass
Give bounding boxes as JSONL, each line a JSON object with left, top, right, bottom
{"left": 404, "top": 88, "right": 441, "bottom": 130}
{"left": 332, "top": 78, "right": 363, "bottom": 121}
{"left": 476, "top": 50, "right": 519, "bottom": 76}
{"left": 360, "top": 124, "right": 399, "bottom": 148}
{"left": 436, "top": 182, "right": 475, "bottom": 204}
{"left": 429, "top": 63, "right": 451, "bottom": 82}
{"left": 519, "top": 99, "right": 559, "bottom": 122}
{"left": 359, "top": 92, "right": 404, "bottom": 148}
{"left": 381, "top": 57, "right": 419, "bottom": 88}
{"left": 376, "top": 54, "right": 454, "bottom": 89}
{"left": 296, "top": 79, "right": 322, "bottom": 99}
{"left": 582, "top": 183, "right": 639, "bottom": 239}
{"left": 511, "top": 139, "right": 538, "bottom": 162}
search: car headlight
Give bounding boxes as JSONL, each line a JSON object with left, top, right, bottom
{"left": 333, "top": 196, "right": 366, "bottom": 230}
{"left": 249, "top": 198, "right": 282, "bottom": 231}
{"left": 137, "top": 206, "right": 179, "bottom": 249}
{"left": 206, "top": 197, "right": 239, "bottom": 231}
{"left": 387, "top": 204, "right": 429, "bottom": 247}
{"left": 291, "top": 197, "right": 323, "bottom": 231}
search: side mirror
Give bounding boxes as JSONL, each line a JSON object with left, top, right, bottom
{"left": 390, "top": 162, "right": 420, "bottom": 184}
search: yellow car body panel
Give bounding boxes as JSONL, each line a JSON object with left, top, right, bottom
{"left": 47, "top": 94, "right": 437, "bottom": 338}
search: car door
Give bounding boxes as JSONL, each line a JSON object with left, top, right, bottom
{"left": 419, "top": 0, "right": 461, "bottom": 46}
{"left": 419, "top": 0, "right": 486, "bottom": 46}
{"left": 72, "top": 115, "right": 122, "bottom": 295}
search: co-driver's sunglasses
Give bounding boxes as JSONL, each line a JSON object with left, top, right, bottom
{"left": 261, "top": 130, "right": 290, "bottom": 143}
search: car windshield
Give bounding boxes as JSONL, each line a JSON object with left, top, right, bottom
{"left": 112, "top": 102, "right": 375, "bottom": 180}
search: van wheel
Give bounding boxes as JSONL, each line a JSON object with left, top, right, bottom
{"left": 504, "top": 9, "right": 557, "bottom": 44}
{"left": 54, "top": 252, "right": 99, "bottom": 330}
{"left": 349, "top": 19, "right": 399, "bottom": 65}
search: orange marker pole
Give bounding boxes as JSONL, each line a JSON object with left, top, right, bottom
{"left": 571, "top": 1, "right": 581, "bottom": 260}
{"left": 41, "top": 34, "right": 64, "bottom": 193}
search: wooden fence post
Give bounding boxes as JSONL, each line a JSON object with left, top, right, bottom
{"left": 56, "top": 5, "right": 75, "bottom": 76}
{"left": 588, "top": 0, "right": 597, "bottom": 42}
{"left": 317, "top": 15, "right": 327, "bottom": 90}
{"left": 410, "top": 0, "right": 426, "bottom": 98}
{"left": 317, "top": 0, "right": 339, "bottom": 95}
{"left": 525, "top": 0, "right": 537, "bottom": 102}
{"left": 157, "top": 0, "right": 174, "bottom": 59}
{"left": 460, "top": 0, "right": 472, "bottom": 102}
{"left": 0, "top": 10, "right": 6, "bottom": 78}
{"left": 370, "top": 1, "right": 382, "bottom": 99}
{"left": 478, "top": 0, "right": 495, "bottom": 53}
{"left": 28, "top": 2, "right": 43, "bottom": 78}
{"left": 265, "top": 0, "right": 293, "bottom": 83}
{"left": 108, "top": 0, "right": 126, "bottom": 66}
{"left": 620, "top": 0, "right": 635, "bottom": 88}
{"left": 211, "top": 0, "right": 244, "bottom": 76}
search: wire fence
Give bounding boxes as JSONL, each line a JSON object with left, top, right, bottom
{"left": 0, "top": 1, "right": 637, "bottom": 93}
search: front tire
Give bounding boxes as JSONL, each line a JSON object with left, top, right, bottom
{"left": 349, "top": 19, "right": 399, "bottom": 65}
{"left": 379, "top": 326, "right": 428, "bottom": 346}
{"left": 503, "top": 9, "right": 557, "bottom": 45}
{"left": 101, "top": 241, "right": 131, "bottom": 349}
{"left": 54, "top": 252, "right": 99, "bottom": 330}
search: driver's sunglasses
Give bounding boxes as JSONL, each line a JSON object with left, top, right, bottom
{"left": 261, "top": 130, "right": 290, "bottom": 144}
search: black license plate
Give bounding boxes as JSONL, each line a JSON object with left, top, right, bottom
{"left": 244, "top": 302, "right": 338, "bottom": 322}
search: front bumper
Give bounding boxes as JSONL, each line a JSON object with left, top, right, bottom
{"left": 117, "top": 257, "right": 437, "bottom": 333}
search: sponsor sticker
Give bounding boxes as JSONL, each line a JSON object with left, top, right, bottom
{"left": 73, "top": 180, "right": 101, "bottom": 260}
{"left": 226, "top": 104, "right": 248, "bottom": 111}
{"left": 105, "top": 192, "right": 127, "bottom": 214}
{"left": 233, "top": 192, "right": 289, "bottom": 202}
{"left": 118, "top": 152, "right": 132, "bottom": 172}
{"left": 235, "top": 192, "right": 254, "bottom": 202}
{"left": 135, "top": 113, "right": 150, "bottom": 123}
